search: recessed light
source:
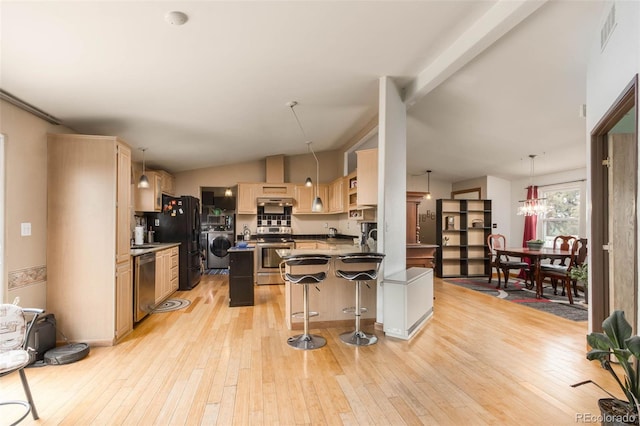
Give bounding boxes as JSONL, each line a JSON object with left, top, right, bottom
{"left": 165, "top": 11, "right": 188, "bottom": 26}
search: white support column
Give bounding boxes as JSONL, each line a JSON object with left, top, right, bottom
{"left": 377, "top": 76, "right": 407, "bottom": 323}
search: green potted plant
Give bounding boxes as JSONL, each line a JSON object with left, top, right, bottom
{"left": 526, "top": 239, "right": 544, "bottom": 250}
{"left": 569, "top": 263, "right": 588, "bottom": 303}
{"left": 577, "top": 310, "right": 640, "bottom": 425}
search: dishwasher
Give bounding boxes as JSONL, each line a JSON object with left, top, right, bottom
{"left": 134, "top": 252, "right": 156, "bottom": 322}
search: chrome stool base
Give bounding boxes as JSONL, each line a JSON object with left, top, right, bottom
{"left": 339, "top": 330, "right": 377, "bottom": 346}
{"left": 287, "top": 333, "right": 326, "bottom": 350}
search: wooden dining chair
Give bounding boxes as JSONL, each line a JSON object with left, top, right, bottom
{"left": 487, "top": 234, "right": 532, "bottom": 289}
{"left": 546, "top": 235, "right": 576, "bottom": 295}
{"left": 540, "top": 238, "right": 587, "bottom": 304}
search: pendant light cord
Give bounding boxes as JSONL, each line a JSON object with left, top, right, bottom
{"left": 289, "top": 101, "right": 308, "bottom": 141}
{"left": 289, "top": 101, "right": 319, "bottom": 199}
{"left": 312, "top": 144, "right": 319, "bottom": 198}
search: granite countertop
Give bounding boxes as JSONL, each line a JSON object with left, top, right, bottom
{"left": 130, "top": 242, "right": 181, "bottom": 256}
{"left": 277, "top": 246, "right": 377, "bottom": 257}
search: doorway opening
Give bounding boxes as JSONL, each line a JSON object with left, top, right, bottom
{"left": 590, "top": 75, "right": 638, "bottom": 331}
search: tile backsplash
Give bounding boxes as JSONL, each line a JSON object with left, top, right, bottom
{"left": 257, "top": 206, "right": 291, "bottom": 227}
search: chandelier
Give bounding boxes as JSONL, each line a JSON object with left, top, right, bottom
{"left": 517, "top": 154, "right": 548, "bottom": 216}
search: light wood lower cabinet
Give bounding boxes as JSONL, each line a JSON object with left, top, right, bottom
{"left": 115, "top": 260, "right": 133, "bottom": 341}
{"left": 155, "top": 247, "right": 179, "bottom": 304}
{"left": 294, "top": 241, "right": 317, "bottom": 249}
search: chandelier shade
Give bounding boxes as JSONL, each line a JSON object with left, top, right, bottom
{"left": 517, "top": 155, "right": 548, "bottom": 216}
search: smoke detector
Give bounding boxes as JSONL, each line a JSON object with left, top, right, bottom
{"left": 165, "top": 11, "right": 188, "bottom": 26}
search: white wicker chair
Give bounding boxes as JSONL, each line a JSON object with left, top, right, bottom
{"left": 0, "top": 303, "right": 44, "bottom": 425}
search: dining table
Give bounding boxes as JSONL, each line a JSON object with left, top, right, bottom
{"left": 496, "top": 247, "right": 574, "bottom": 299}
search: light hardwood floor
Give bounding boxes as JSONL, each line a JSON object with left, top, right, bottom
{"left": 4, "top": 275, "right": 620, "bottom": 425}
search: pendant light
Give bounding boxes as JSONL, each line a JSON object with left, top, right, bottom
{"left": 224, "top": 187, "right": 233, "bottom": 197}
{"left": 425, "top": 170, "right": 432, "bottom": 200}
{"left": 304, "top": 142, "right": 313, "bottom": 187}
{"left": 138, "top": 148, "right": 150, "bottom": 189}
{"left": 288, "top": 101, "right": 323, "bottom": 211}
{"left": 308, "top": 142, "right": 323, "bottom": 212}
{"left": 517, "top": 154, "right": 548, "bottom": 216}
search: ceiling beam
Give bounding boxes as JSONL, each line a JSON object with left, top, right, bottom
{"left": 403, "top": 0, "right": 547, "bottom": 108}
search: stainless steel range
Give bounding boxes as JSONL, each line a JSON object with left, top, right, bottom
{"left": 255, "top": 226, "right": 294, "bottom": 285}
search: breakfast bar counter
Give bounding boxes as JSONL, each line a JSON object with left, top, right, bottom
{"left": 277, "top": 247, "right": 379, "bottom": 330}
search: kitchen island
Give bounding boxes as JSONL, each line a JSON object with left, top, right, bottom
{"left": 278, "top": 246, "right": 379, "bottom": 330}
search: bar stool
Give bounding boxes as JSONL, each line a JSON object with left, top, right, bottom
{"left": 335, "top": 252, "right": 385, "bottom": 346}
{"left": 280, "top": 254, "right": 332, "bottom": 350}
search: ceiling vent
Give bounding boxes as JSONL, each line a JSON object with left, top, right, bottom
{"left": 600, "top": 3, "right": 617, "bottom": 51}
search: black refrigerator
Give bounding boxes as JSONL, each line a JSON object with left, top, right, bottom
{"left": 151, "top": 195, "right": 202, "bottom": 290}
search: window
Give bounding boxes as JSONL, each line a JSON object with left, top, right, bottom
{"left": 539, "top": 184, "right": 583, "bottom": 247}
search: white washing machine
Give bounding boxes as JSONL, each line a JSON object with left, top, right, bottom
{"left": 207, "top": 231, "right": 235, "bottom": 269}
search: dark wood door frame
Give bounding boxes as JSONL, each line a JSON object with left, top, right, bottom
{"left": 590, "top": 74, "right": 638, "bottom": 331}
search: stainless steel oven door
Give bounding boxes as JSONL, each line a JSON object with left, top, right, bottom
{"left": 256, "top": 242, "right": 294, "bottom": 285}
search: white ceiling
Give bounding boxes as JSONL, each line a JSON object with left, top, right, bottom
{"left": 1, "top": 1, "right": 605, "bottom": 181}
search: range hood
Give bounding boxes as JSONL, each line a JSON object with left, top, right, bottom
{"left": 257, "top": 197, "right": 294, "bottom": 207}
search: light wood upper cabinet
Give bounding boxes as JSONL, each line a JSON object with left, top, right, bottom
{"left": 237, "top": 183, "right": 259, "bottom": 214}
{"left": 158, "top": 170, "right": 175, "bottom": 196}
{"left": 293, "top": 184, "right": 328, "bottom": 214}
{"left": 116, "top": 143, "right": 132, "bottom": 264}
{"left": 134, "top": 170, "right": 162, "bottom": 212}
{"left": 328, "top": 177, "right": 345, "bottom": 213}
{"left": 356, "top": 148, "right": 378, "bottom": 205}
{"left": 257, "top": 183, "right": 294, "bottom": 197}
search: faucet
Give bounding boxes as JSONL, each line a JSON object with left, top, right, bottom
{"left": 328, "top": 227, "right": 337, "bottom": 238}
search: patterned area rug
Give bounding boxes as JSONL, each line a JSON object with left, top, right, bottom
{"left": 206, "top": 268, "right": 229, "bottom": 275}
{"left": 444, "top": 277, "right": 588, "bottom": 321}
{"left": 153, "top": 298, "right": 191, "bottom": 313}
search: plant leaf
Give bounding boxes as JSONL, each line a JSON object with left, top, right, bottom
{"left": 588, "top": 332, "right": 614, "bottom": 351}
{"left": 627, "top": 336, "right": 640, "bottom": 358}
{"left": 603, "top": 310, "right": 632, "bottom": 349}
{"left": 587, "top": 349, "right": 613, "bottom": 361}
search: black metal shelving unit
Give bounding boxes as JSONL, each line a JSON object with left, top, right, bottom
{"left": 436, "top": 199, "right": 492, "bottom": 278}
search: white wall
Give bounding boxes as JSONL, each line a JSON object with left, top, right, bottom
{"left": 486, "top": 175, "right": 512, "bottom": 241}
{"left": 585, "top": 0, "right": 640, "bottom": 331}
{"left": 406, "top": 174, "right": 452, "bottom": 244}
{"left": 509, "top": 168, "right": 587, "bottom": 247}
{"left": 378, "top": 77, "right": 407, "bottom": 275}
{"left": 378, "top": 76, "right": 407, "bottom": 323}
{"left": 0, "top": 100, "right": 74, "bottom": 307}
{"left": 452, "top": 176, "right": 487, "bottom": 198}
